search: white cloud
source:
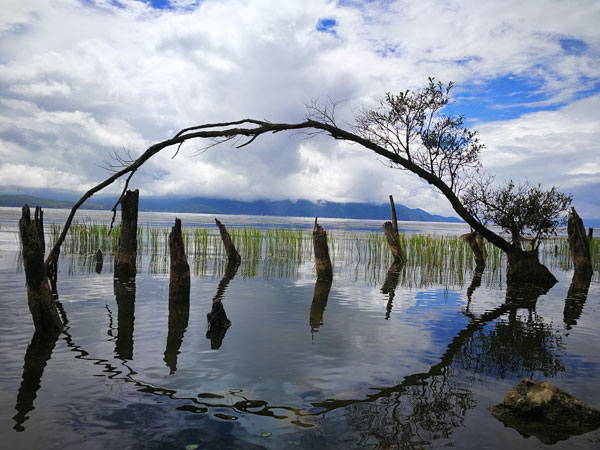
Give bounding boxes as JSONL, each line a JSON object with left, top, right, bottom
{"left": 0, "top": 0, "right": 599, "bottom": 217}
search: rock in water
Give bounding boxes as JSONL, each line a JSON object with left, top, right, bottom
{"left": 489, "top": 378, "right": 600, "bottom": 444}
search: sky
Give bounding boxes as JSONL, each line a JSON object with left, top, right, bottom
{"left": 0, "top": 0, "right": 599, "bottom": 218}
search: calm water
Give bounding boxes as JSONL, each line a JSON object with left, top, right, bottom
{"left": 0, "top": 207, "right": 599, "bottom": 449}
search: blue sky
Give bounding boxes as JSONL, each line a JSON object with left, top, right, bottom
{"left": 0, "top": 0, "right": 599, "bottom": 217}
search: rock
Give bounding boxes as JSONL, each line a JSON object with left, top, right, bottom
{"left": 489, "top": 378, "right": 600, "bottom": 444}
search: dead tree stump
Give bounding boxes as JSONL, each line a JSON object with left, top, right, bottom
{"left": 18, "top": 205, "right": 62, "bottom": 333}
{"left": 567, "top": 207, "right": 593, "bottom": 276}
{"left": 95, "top": 249, "right": 103, "bottom": 274}
{"left": 114, "top": 189, "right": 139, "bottom": 279}
{"left": 383, "top": 195, "right": 405, "bottom": 263}
{"left": 168, "top": 218, "right": 190, "bottom": 302}
{"left": 462, "top": 231, "right": 486, "bottom": 269}
{"left": 313, "top": 218, "right": 333, "bottom": 281}
{"left": 215, "top": 218, "right": 241, "bottom": 265}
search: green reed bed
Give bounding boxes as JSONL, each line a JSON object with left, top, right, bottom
{"left": 42, "top": 221, "right": 599, "bottom": 284}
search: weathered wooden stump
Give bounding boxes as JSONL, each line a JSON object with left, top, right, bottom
{"left": 313, "top": 218, "right": 333, "bottom": 281}
{"left": 567, "top": 207, "right": 593, "bottom": 276}
{"left": 95, "top": 249, "right": 103, "bottom": 274}
{"left": 215, "top": 218, "right": 241, "bottom": 265}
{"left": 489, "top": 378, "right": 600, "bottom": 444}
{"left": 382, "top": 195, "right": 405, "bottom": 263}
{"left": 168, "top": 218, "right": 190, "bottom": 302}
{"left": 114, "top": 189, "right": 139, "bottom": 279}
{"left": 18, "top": 205, "right": 62, "bottom": 333}
{"left": 462, "top": 231, "right": 485, "bottom": 269}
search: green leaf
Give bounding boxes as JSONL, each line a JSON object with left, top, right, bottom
{"left": 185, "top": 445, "right": 199, "bottom": 450}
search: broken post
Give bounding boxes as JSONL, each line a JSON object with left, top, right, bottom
{"left": 95, "top": 249, "right": 103, "bottom": 274}
{"left": 114, "top": 189, "right": 139, "bottom": 279}
{"left": 462, "top": 231, "right": 486, "bottom": 269}
{"left": 383, "top": 195, "right": 405, "bottom": 263}
{"left": 567, "top": 207, "right": 593, "bottom": 277}
{"left": 18, "top": 205, "right": 62, "bottom": 333}
{"left": 313, "top": 217, "right": 333, "bottom": 281}
{"left": 168, "top": 218, "right": 190, "bottom": 302}
{"left": 215, "top": 218, "right": 241, "bottom": 265}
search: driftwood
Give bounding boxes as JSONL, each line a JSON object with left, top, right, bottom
{"left": 114, "top": 189, "right": 139, "bottom": 279}
{"left": 382, "top": 195, "right": 405, "bottom": 263}
{"left": 462, "top": 231, "right": 485, "bottom": 269}
{"left": 215, "top": 218, "right": 241, "bottom": 265}
{"left": 168, "top": 218, "right": 190, "bottom": 302}
{"left": 313, "top": 218, "right": 333, "bottom": 281}
{"left": 567, "top": 207, "right": 593, "bottom": 276}
{"left": 18, "top": 205, "right": 62, "bottom": 333}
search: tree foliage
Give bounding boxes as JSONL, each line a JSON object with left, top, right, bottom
{"left": 354, "top": 78, "right": 484, "bottom": 193}
{"left": 463, "top": 179, "right": 572, "bottom": 251}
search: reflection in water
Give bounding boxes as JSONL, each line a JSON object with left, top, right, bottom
{"left": 465, "top": 265, "right": 484, "bottom": 311}
{"left": 309, "top": 279, "right": 333, "bottom": 334}
{"left": 163, "top": 291, "right": 190, "bottom": 374}
{"left": 564, "top": 270, "right": 593, "bottom": 329}
{"left": 12, "top": 330, "right": 60, "bottom": 432}
{"left": 114, "top": 277, "right": 136, "bottom": 361}
{"left": 206, "top": 262, "right": 238, "bottom": 350}
{"left": 381, "top": 261, "right": 403, "bottom": 319}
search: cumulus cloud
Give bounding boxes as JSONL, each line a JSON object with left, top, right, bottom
{"left": 0, "top": 0, "right": 598, "bottom": 217}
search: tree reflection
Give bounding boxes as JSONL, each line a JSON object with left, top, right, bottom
{"left": 206, "top": 262, "right": 238, "bottom": 350}
{"left": 563, "top": 270, "right": 593, "bottom": 329}
{"left": 309, "top": 279, "right": 333, "bottom": 334}
{"left": 381, "top": 261, "right": 403, "bottom": 319}
{"left": 114, "top": 277, "right": 136, "bottom": 361}
{"left": 163, "top": 289, "right": 190, "bottom": 374}
{"left": 12, "top": 329, "right": 60, "bottom": 432}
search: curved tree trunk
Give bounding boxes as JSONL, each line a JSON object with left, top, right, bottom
{"left": 18, "top": 205, "right": 62, "bottom": 333}
{"left": 114, "top": 190, "right": 139, "bottom": 279}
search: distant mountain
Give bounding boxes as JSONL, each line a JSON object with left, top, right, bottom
{"left": 0, "top": 193, "right": 462, "bottom": 223}
{"left": 0, "top": 195, "right": 105, "bottom": 210}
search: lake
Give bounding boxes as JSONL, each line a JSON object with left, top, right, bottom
{"left": 0, "top": 207, "right": 599, "bottom": 449}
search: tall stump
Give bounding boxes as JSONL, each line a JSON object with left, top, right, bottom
{"left": 18, "top": 205, "right": 62, "bottom": 333}
{"left": 567, "top": 207, "right": 593, "bottom": 277}
{"left": 168, "top": 218, "right": 190, "bottom": 301}
{"left": 462, "top": 231, "right": 486, "bottom": 269}
{"left": 114, "top": 189, "right": 139, "bottom": 279}
{"left": 313, "top": 218, "right": 333, "bottom": 281}
{"left": 383, "top": 195, "right": 405, "bottom": 263}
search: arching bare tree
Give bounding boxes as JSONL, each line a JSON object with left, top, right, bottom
{"left": 44, "top": 81, "right": 562, "bottom": 288}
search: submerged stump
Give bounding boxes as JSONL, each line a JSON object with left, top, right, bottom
{"left": 567, "top": 207, "right": 593, "bottom": 277}
{"left": 382, "top": 195, "right": 405, "bottom": 263}
{"left": 506, "top": 250, "right": 557, "bottom": 287}
{"left": 168, "top": 218, "right": 190, "bottom": 302}
{"left": 313, "top": 218, "right": 333, "bottom": 281}
{"left": 18, "top": 205, "right": 62, "bottom": 333}
{"left": 462, "top": 231, "right": 485, "bottom": 269}
{"left": 489, "top": 378, "right": 600, "bottom": 444}
{"left": 114, "top": 189, "right": 139, "bottom": 279}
